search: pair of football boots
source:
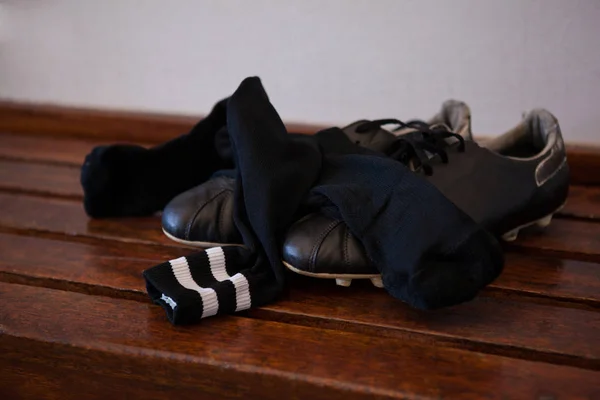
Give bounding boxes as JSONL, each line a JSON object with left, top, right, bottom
{"left": 162, "top": 100, "right": 569, "bottom": 288}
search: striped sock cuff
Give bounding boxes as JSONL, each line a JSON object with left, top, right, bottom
{"left": 143, "top": 246, "right": 272, "bottom": 324}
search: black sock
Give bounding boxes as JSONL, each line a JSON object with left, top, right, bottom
{"left": 309, "top": 155, "right": 504, "bottom": 310}
{"left": 80, "top": 98, "right": 232, "bottom": 217}
{"left": 143, "top": 77, "right": 503, "bottom": 324}
{"left": 144, "top": 77, "right": 322, "bottom": 323}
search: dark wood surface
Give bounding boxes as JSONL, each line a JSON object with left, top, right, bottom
{"left": 0, "top": 132, "right": 115, "bottom": 166}
{"left": 561, "top": 185, "right": 600, "bottom": 220}
{"left": 0, "top": 159, "right": 82, "bottom": 199}
{"left": 4, "top": 282, "right": 599, "bottom": 400}
{"left": 1, "top": 117, "right": 600, "bottom": 398}
{"left": 2, "top": 232, "right": 599, "bottom": 370}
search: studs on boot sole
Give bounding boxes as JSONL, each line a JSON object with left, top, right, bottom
{"left": 502, "top": 229, "right": 519, "bottom": 242}
{"left": 335, "top": 276, "right": 384, "bottom": 288}
{"left": 370, "top": 276, "right": 384, "bottom": 288}
{"left": 501, "top": 213, "right": 555, "bottom": 242}
{"left": 536, "top": 214, "right": 552, "bottom": 228}
{"left": 335, "top": 278, "right": 352, "bottom": 287}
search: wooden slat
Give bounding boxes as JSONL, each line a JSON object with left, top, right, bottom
{"left": 507, "top": 218, "right": 600, "bottom": 261}
{"left": 492, "top": 252, "right": 600, "bottom": 307}
{"left": 0, "top": 101, "right": 197, "bottom": 143}
{"left": 1, "top": 232, "right": 599, "bottom": 369}
{"left": 560, "top": 185, "right": 600, "bottom": 220}
{"left": 259, "top": 281, "right": 600, "bottom": 368}
{"left": 0, "top": 159, "right": 82, "bottom": 199}
{"left": 0, "top": 233, "right": 186, "bottom": 300}
{"left": 0, "top": 232, "right": 178, "bottom": 299}
{"left": 0, "top": 192, "right": 180, "bottom": 248}
{"left": 0, "top": 101, "right": 318, "bottom": 143}
{"left": 1, "top": 232, "right": 598, "bottom": 308}
{"left": 567, "top": 144, "right": 600, "bottom": 186}
{"left": 1, "top": 191, "right": 599, "bottom": 262}
{"left": 0, "top": 132, "right": 113, "bottom": 166}
{"left": 2, "top": 282, "right": 599, "bottom": 399}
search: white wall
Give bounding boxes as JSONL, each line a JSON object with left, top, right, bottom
{"left": 1, "top": 0, "right": 599, "bottom": 143}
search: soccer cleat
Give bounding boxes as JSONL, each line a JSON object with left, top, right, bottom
{"left": 161, "top": 174, "right": 242, "bottom": 247}
{"left": 161, "top": 100, "right": 472, "bottom": 247}
{"left": 282, "top": 109, "right": 569, "bottom": 287}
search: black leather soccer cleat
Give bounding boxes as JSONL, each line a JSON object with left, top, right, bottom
{"left": 282, "top": 109, "right": 569, "bottom": 287}
{"left": 161, "top": 174, "right": 242, "bottom": 247}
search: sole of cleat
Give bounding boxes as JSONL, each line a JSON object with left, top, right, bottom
{"left": 500, "top": 203, "right": 564, "bottom": 242}
{"left": 536, "top": 214, "right": 553, "bottom": 228}
{"left": 283, "top": 261, "right": 383, "bottom": 288}
{"left": 162, "top": 229, "right": 245, "bottom": 249}
{"left": 335, "top": 278, "right": 352, "bottom": 287}
{"left": 370, "top": 276, "right": 384, "bottom": 288}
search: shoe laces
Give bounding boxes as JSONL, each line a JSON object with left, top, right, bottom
{"left": 355, "top": 118, "right": 466, "bottom": 176}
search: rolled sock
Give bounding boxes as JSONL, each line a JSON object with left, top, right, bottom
{"left": 80, "top": 98, "right": 231, "bottom": 217}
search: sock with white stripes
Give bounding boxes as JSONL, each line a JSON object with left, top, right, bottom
{"left": 81, "top": 98, "right": 232, "bottom": 217}
{"left": 144, "top": 77, "right": 322, "bottom": 323}
{"left": 144, "top": 247, "right": 263, "bottom": 323}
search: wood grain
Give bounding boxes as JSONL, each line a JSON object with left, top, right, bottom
{"left": 260, "top": 279, "right": 600, "bottom": 368}
{"left": 1, "top": 102, "right": 600, "bottom": 184}
{"left": 0, "top": 101, "right": 318, "bottom": 143}
{"left": 560, "top": 185, "right": 600, "bottom": 220}
{"left": 0, "top": 132, "right": 116, "bottom": 166}
{"left": 0, "top": 101, "right": 197, "bottom": 143}
{"left": 492, "top": 252, "right": 600, "bottom": 307}
{"left": 0, "top": 192, "right": 180, "bottom": 248}
{"left": 2, "top": 282, "right": 599, "bottom": 400}
{"left": 568, "top": 144, "right": 600, "bottom": 186}
{"left": 0, "top": 159, "right": 82, "bottom": 199}
{"left": 1, "top": 232, "right": 598, "bottom": 308}
{"left": 1, "top": 232, "right": 599, "bottom": 369}
{"left": 0, "top": 233, "right": 188, "bottom": 300}
{"left": 1, "top": 190, "right": 599, "bottom": 262}
{"left": 507, "top": 218, "right": 600, "bottom": 262}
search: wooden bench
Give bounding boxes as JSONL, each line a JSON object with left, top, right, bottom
{"left": 1, "top": 103, "right": 599, "bottom": 399}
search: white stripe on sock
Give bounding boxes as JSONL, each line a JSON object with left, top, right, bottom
{"left": 206, "top": 247, "right": 229, "bottom": 281}
{"left": 169, "top": 256, "right": 219, "bottom": 318}
{"left": 160, "top": 294, "right": 177, "bottom": 310}
{"left": 229, "top": 273, "right": 251, "bottom": 312}
{"left": 207, "top": 247, "right": 251, "bottom": 311}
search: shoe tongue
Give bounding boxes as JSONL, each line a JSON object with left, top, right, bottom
{"left": 429, "top": 122, "right": 452, "bottom": 131}
{"left": 429, "top": 122, "right": 463, "bottom": 147}
{"left": 392, "top": 119, "right": 433, "bottom": 137}
{"left": 393, "top": 126, "right": 420, "bottom": 136}
{"left": 394, "top": 122, "right": 454, "bottom": 136}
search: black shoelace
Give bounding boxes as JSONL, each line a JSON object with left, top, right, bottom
{"left": 356, "top": 119, "right": 466, "bottom": 175}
